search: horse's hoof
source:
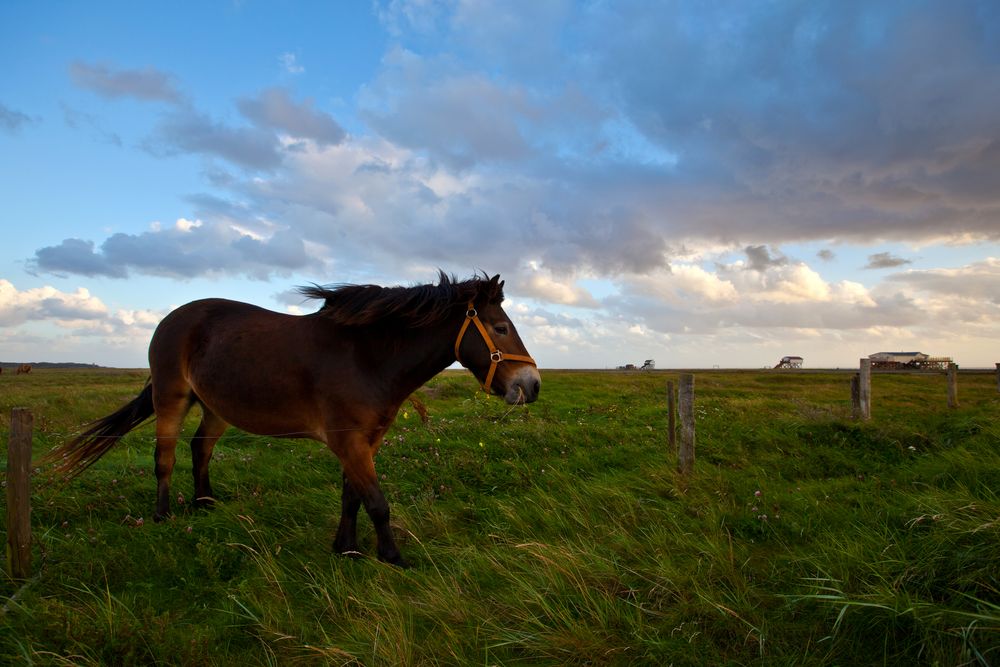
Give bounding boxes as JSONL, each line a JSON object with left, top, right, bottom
{"left": 337, "top": 548, "right": 364, "bottom": 559}
{"left": 193, "top": 495, "right": 217, "bottom": 510}
{"left": 381, "top": 554, "right": 411, "bottom": 569}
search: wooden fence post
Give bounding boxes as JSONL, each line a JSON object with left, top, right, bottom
{"left": 6, "top": 408, "right": 33, "bottom": 579}
{"left": 995, "top": 363, "right": 999, "bottom": 393}
{"left": 859, "top": 359, "right": 871, "bottom": 421}
{"left": 947, "top": 363, "right": 959, "bottom": 408}
{"left": 677, "top": 374, "right": 695, "bottom": 475}
{"left": 850, "top": 373, "right": 861, "bottom": 419}
{"left": 667, "top": 380, "right": 677, "bottom": 453}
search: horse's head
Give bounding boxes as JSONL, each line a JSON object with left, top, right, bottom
{"left": 455, "top": 275, "right": 541, "bottom": 405}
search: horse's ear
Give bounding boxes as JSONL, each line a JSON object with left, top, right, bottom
{"left": 489, "top": 274, "right": 500, "bottom": 286}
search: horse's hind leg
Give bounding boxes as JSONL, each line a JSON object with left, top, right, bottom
{"left": 190, "top": 406, "right": 228, "bottom": 509}
{"left": 152, "top": 390, "right": 193, "bottom": 521}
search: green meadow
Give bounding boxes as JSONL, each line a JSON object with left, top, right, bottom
{"left": 1, "top": 368, "right": 998, "bottom": 665}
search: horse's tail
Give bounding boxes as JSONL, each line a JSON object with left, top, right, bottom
{"left": 43, "top": 380, "right": 155, "bottom": 482}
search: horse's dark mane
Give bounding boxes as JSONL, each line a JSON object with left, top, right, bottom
{"left": 298, "top": 271, "right": 505, "bottom": 327}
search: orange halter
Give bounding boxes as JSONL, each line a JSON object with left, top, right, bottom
{"left": 454, "top": 302, "right": 536, "bottom": 395}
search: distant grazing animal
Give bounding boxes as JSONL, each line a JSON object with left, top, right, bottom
{"left": 16, "top": 364, "right": 31, "bottom": 375}
{"left": 45, "top": 273, "right": 540, "bottom": 567}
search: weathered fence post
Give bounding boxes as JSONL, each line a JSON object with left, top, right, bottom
{"left": 850, "top": 373, "right": 861, "bottom": 418}
{"left": 667, "top": 380, "right": 677, "bottom": 453}
{"left": 6, "top": 408, "right": 33, "bottom": 579}
{"left": 677, "top": 374, "right": 695, "bottom": 475}
{"left": 859, "top": 359, "right": 871, "bottom": 420}
{"left": 995, "top": 363, "right": 999, "bottom": 393}
{"left": 947, "top": 363, "right": 959, "bottom": 408}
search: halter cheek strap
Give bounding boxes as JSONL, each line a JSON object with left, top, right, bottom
{"left": 454, "top": 301, "right": 536, "bottom": 395}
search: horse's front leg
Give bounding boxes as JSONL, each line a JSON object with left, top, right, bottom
{"left": 333, "top": 471, "right": 362, "bottom": 557}
{"left": 331, "top": 433, "right": 408, "bottom": 568}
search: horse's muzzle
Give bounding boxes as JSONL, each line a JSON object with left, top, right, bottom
{"left": 505, "top": 366, "right": 541, "bottom": 405}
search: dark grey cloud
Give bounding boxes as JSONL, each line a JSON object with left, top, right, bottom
{"left": 130, "top": 0, "right": 999, "bottom": 284}
{"left": 359, "top": 48, "right": 608, "bottom": 170}
{"left": 864, "top": 252, "right": 912, "bottom": 270}
{"left": 142, "top": 89, "right": 346, "bottom": 171}
{"left": 33, "top": 238, "right": 127, "bottom": 278}
{"left": 361, "top": 1, "right": 1000, "bottom": 251}
{"left": 237, "top": 87, "right": 345, "bottom": 146}
{"left": 34, "top": 3, "right": 1000, "bottom": 293}
{"left": 32, "top": 222, "right": 319, "bottom": 280}
{"left": 0, "top": 102, "right": 38, "bottom": 133}
{"left": 146, "top": 110, "right": 283, "bottom": 170}
{"left": 817, "top": 249, "right": 835, "bottom": 261}
{"left": 360, "top": 56, "right": 533, "bottom": 169}
{"left": 69, "top": 61, "right": 184, "bottom": 103}
{"left": 744, "top": 245, "right": 787, "bottom": 272}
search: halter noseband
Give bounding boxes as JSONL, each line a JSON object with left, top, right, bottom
{"left": 454, "top": 301, "right": 536, "bottom": 395}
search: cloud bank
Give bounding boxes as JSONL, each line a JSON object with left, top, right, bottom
{"left": 20, "top": 3, "right": 1000, "bottom": 366}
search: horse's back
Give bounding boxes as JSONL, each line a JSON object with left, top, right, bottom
{"left": 148, "top": 298, "right": 338, "bottom": 438}
{"left": 151, "top": 298, "right": 280, "bottom": 365}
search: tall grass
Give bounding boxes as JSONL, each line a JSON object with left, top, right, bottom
{"left": 1, "top": 368, "right": 998, "bottom": 664}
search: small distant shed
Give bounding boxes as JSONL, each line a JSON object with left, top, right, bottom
{"left": 775, "top": 356, "right": 803, "bottom": 369}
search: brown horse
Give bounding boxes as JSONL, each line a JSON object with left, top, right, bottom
{"left": 16, "top": 364, "right": 31, "bottom": 375}
{"left": 45, "top": 273, "right": 539, "bottom": 566}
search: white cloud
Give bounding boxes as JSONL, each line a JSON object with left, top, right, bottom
{"left": 279, "top": 52, "right": 304, "bottom": 74}
{"left": 0, "top": 280, "right": 107, "bottom": 327}
{"left": 521, "top": 268, "right": 599, "bottom": 307}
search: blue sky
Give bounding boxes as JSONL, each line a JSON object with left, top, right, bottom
{"left": 2, "top": 1, "right": 999, "bottom": 368}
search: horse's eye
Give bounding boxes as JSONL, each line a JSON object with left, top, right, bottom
{"left": 494, "top": 324, "right": 509, "bottom": 336}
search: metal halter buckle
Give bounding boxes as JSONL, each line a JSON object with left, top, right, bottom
{"left": 490, "top": 350, "right": 503, "bottom": 363}
{"left": 467, "top": 308, "right": 477, "bottom": 318}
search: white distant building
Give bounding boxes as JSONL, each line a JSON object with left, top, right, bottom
{"left": 641, "top": 359, "right": 655, "bottom": 370}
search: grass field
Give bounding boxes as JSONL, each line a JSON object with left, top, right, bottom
{"left": 1, "top": 368, "right": 999, "bottom": 665}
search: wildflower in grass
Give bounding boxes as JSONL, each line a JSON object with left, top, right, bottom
{"left": 177, "top": 492, "right": 185, "bottom": 505}
{"left": 135, "top": 517, "right": 144, "bottom": 527}
{"left": 403, "top": 411, "right": 409, "bottom": 420}
{"left": 754, "top": 490, "right": 762, "bottom": 497}
{"left": 186, "top": 526, "right": 193, "bottom": 533}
